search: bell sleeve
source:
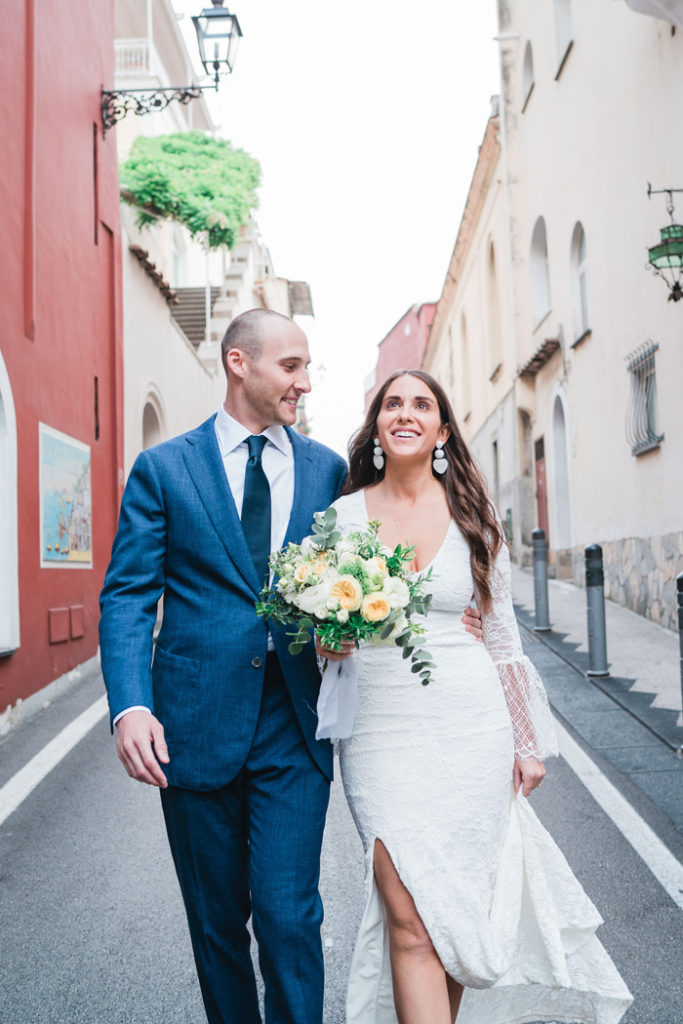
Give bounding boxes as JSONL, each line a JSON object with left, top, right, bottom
{"left": 478, "top": 538, "right": 559, "bottom": 761}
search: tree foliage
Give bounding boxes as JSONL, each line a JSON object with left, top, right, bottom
{"left": 119, "top": 132, "right": 261, "bottom": 249}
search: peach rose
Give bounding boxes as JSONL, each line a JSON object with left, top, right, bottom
{"left": 330, "top": 575, "right": 363, "bottom": 612}
{"left": 361, "top": 593, "right": 391, "bottom": 623}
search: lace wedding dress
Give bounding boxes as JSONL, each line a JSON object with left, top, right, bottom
{"left": 333, "top": 491, "right": 632, "bottom": 1024}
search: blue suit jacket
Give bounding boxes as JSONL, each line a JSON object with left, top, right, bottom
{"left": 99, "top": 416, "right": 347, "bottom": 789}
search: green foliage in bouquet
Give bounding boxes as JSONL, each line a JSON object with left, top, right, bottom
{"left": 119, "top": 132, "right": 261, "bottom": 249}
{"left": 256, "top": 507, "right": 436, "bottom": 685}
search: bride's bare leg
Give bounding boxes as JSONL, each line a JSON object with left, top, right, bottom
{"left": 446, "top": 975, "right": 464, "bottom": 1021}
{"left": 373, "top": 839, "right": 451, "bottom": 1024}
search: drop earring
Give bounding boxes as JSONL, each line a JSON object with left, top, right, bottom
{"left": 433, "top": 440, "right": 447, "bottom": 474}
{"left": 372, "top": 437, "right": 385, "bottom": 471}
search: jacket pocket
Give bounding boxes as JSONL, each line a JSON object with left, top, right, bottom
{"left": 151, "top": 645, "right": 201, "bottom": 754}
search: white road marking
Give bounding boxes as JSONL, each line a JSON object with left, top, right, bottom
{"left": 0, "top": 696, "right": 108, "bottom": 827}
{"left": 555, "top": 718, "right": 683, "bottom": 911}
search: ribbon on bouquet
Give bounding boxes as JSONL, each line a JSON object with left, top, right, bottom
{"left": 315, "top": 656, "right": 359, "bottom": 741}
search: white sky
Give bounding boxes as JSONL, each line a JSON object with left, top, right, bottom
{"left": 172, "top": 1, "right": 501, "bottom": 454}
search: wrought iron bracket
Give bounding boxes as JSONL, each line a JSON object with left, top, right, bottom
{"left": 101, "top": 83, "right": 216, "bottom": 136}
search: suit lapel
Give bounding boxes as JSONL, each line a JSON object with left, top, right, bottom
{"left": 182, "top": 417, "right": 262, "bottom": 595}
{"left": 283, "top": 427, "right": 316, "bottom": 548}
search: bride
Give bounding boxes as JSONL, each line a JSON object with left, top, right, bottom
{"left": 317, "top": 370, "right": 632, "bottom": 1024}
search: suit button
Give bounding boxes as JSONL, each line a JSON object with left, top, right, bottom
{"left": 251, "top": 657, "right": 263, "bottom": 669}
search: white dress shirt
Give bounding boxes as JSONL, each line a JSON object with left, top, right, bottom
{"left": 113, "top": 407, "right": 295, "bottom": 727}
{"left": 213, "top": 405, "right": 294, "bottom": 555}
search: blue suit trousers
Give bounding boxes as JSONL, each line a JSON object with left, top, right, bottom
{"left": 161, "top": 654, "right": 331, "bottom": 1024}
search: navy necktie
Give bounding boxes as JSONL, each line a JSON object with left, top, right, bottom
{"left": 242, "top": 435, "right": 272, "bottom": 587}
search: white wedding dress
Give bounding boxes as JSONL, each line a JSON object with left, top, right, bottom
{"left": 333, "top": 491, "right": 632, "bottom": 1024}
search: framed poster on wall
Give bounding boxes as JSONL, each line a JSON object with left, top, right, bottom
{"left": 39, "top": 423, "right": 92, "bottom": 569}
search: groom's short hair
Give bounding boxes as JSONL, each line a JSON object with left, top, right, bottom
{"left": 221, "top": 308, "right": 293, "bottom": 372}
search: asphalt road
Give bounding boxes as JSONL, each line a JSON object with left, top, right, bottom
{"left": 1, "top": 668, "right": 681, "bottom": 1024}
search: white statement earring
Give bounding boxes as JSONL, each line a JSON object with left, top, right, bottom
{"left": 433, "top": 440, "right": 447, "bottom": 474}
{"left": 372, "top": 437, "right": 385, "bottom": 471}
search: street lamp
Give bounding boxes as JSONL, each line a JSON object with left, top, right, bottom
{"left": 101, "top": 1, "right": 242, "bottom": 136}
{"left": 646, "top": 184, "right": 683, "bottom": 302}
{"left": 193, "top": 1, "right": 243, "bottom": 80}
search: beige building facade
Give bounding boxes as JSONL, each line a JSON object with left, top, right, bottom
{"left": 424, "top": 0, "right": 683, "bottom": 629}
{"left": 115, "top": 0, "right": 311, "bottom": 472}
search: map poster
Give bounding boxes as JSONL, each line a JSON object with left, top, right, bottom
{"left": 39, "top": 424, "right": 92, "bottom": 569}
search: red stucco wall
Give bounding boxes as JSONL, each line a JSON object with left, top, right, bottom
{"left": 365, "top": 303, "right": 437, "bottom": 410}
{"left": 0, "top": 1, "right": 123, "bottom": 711}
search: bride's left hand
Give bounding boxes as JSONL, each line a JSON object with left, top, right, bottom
{"left": 513, "top": 756, "right": 546, "bottom": 797}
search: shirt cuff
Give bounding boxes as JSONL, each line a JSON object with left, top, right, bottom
{"left": 113, "top": 706, "right": 152, "bottom": 728}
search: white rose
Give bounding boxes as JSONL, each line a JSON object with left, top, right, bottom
{"left": 383, "top": 576, "right": 410, "bottom": 609}
{"left": 293, "top": 579, "right": 333, "bottom": 615}
{"left": 336, "top": 607, "right": 349, "bottom": 624}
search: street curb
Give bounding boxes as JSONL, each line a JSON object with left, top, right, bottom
{"left": 515, "top": 604, "right": 683, "bottom": 755}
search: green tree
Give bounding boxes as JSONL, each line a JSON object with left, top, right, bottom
{"left": 119, "top": 132, "right": 261, "bottom": 249}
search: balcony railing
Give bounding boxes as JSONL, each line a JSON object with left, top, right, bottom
{"left": 114, "top": 38, "right": 152, "bottom": 77}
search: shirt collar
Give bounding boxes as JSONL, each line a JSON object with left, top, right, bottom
{"left": 215, "top": 406, "right": 291, "bottom": 458}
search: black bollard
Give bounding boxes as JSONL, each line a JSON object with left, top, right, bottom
{"left": 532, "top": 528, "right": 551, "bottom": 632}
{"left": 585, "top": 544, "right": 609, "bottom": 676}
{"left": 677, "top": 574, "right": 683, "bottom": 757}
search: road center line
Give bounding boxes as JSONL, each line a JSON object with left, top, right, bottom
{"left": 555, "top": 718, "right": 683, "bottom": 911}
{"left": 0, "top": 695, "right": 108, "bottom": 827}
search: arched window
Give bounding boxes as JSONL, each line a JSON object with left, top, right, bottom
{"left": 530, "top": 217, "right": 551, "bottom": 327}
{"left": 0, "top": 351, "right": 19, "bottom": 654}
{"left": 522, "top": 41, "right": 534, "bottom": 110}
{"left": 570, "top": 222, "right": 589, "bottom": 341}
{"left": 459, "top": 312, "right": 472, "bottom": 421}
{"left": 554, "top": 0, "right": 573, "bottom": 77}
{"left": 487, "top": 240, "right": 503, "bottom": 377}
{"left": 141, "top": 388, "right": 166, "bottom": 452}
{"left": 142, "top": 402, "right": 162, "bottom": 450}
{"left": 551, "top": 393, "right": 572, "bottom": 549}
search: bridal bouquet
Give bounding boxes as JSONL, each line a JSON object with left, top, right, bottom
{"left": 256, "top": 507, "right": 435, "bottom": 739}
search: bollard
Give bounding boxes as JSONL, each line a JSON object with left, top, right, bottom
{"left": 585, "top": 544, "right": 609, "bottom": 676}
{"left": 532, "top": 528, "right": 551, "bottom": 632}
{"left": 677, "top": 574, "right": 683, "bottom": 757}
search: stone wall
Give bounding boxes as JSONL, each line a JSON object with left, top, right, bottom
{"left": 569, "top": 532, "right": 683, "bottom": 631}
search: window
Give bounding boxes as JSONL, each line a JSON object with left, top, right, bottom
{"left": 487, "top": 241, "right": 503, "bottom": 378}
{"left": 460, "top": 312, "right": 472, "bottom": 421}
{"left": 522, "top": 41, "right": 534, "bottom": 111}
{"left": 553, "top": 0, "right": 573, "bottom": 78}
{"left": 625, "top": 341, "right": 664, "bottom": 455}
{"left": 530, "top": 217, "right": 551, "bottom": 327}
{"left": 570, "top": 222, "right": 590, "bottom": 343}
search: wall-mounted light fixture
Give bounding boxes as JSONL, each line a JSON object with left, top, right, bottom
{"left": 646, "top": 184, "right": 683, "bottom": 302}
{"left": 101, "top": 1, "right": 242, "bottom": 136}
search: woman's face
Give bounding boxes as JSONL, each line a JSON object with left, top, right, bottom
{"left": 374, "top": 375, "right": 449, "bottom": 467}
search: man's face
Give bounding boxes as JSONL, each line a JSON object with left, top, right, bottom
{"left": 239, "top": 320, "right": 312, "bottom": 429}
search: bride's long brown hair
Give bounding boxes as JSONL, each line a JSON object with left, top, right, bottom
{"left": 343, "top": 369, "right": 502, "bottom": 613}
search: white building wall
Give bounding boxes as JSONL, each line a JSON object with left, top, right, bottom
{"left": 496, "top": 0, "right": 683, "bottom": 624}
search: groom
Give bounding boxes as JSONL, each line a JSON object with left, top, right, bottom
{"left": 99, "top": 309, "right": 346, "bottom": 1024}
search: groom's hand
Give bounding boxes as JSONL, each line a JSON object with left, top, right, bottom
{"left": 116, "top": 710, "right": 170, "bottom": 788}
{"left": 462, "top": 602, "right": 483, "bottom": 641}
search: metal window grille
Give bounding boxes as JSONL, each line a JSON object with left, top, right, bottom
{"left": 625, "top": 341, "right": 664, "bottom": 456}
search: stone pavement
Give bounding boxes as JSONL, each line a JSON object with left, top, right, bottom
{"left": 511, "top": 564, "right": 683, "bottom": 833}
